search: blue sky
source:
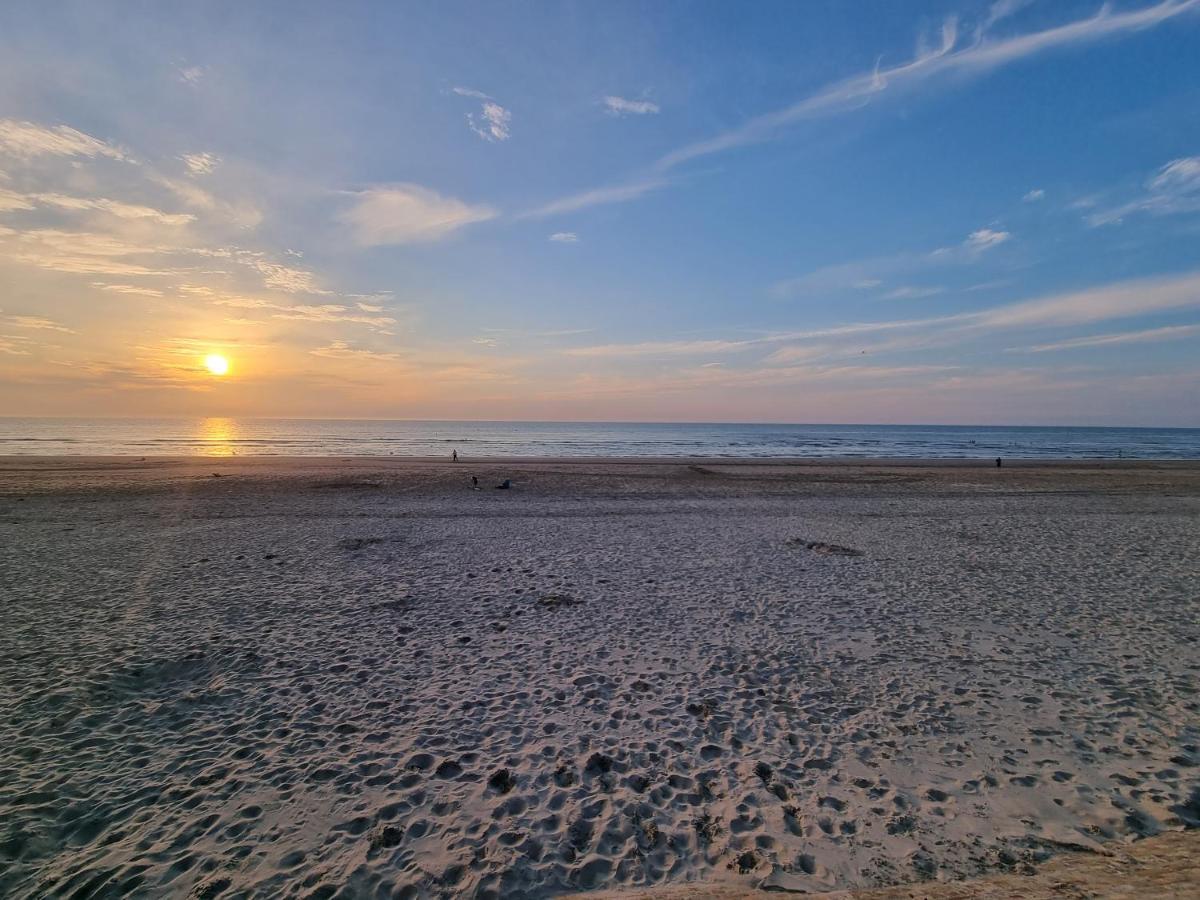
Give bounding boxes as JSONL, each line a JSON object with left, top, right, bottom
{"left": 1, "top": 0, "right": 1199, "bottom": 424}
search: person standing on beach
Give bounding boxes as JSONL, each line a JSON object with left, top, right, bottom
{"left": 452, "top": 449, "right": 458, "bottom": 462}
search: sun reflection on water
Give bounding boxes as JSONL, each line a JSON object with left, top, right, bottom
{"left": 198, "top": 418, "right": 240, "bottom": 456}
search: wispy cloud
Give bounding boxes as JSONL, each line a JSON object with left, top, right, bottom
{"left": 178, "top": 65, "right": 206, "bottom": 86}
{"left": 980, "top": 0, "right": 1036, "bottom": 33}
{"left": 520, "top": 177, "right": 668, "bottom": 219}
{"left": 1087, "top": 155, "right": 1200, "bottom": 225}
{"left": 0, "top": 228, "right": 177, "bottom": 276}
{"left": 1023, "top": 188, "right": 1045, "bottom": 202}
{"left": 533, "top": 0, "right": 1200, "bottom": 217}
{"left": 0, "top": 334, "right": 34, "bottom": 355}
{"left": 28, "top": 192, "right": 194, "bottom": 225}
{"left": 1018, "top": 323, "right": 1200, "bottom": 352}
{"left": 470, "top": 102, "right": 511, "bottom": 142}
{"left": 882, "top": 285, "right": 944, "bottom": 300}
{"left": 214, "top": 297, "right": 396, "bottom": 331}
{"left": 568, "top": 269, "right": 1200, "bottom": 363}
{"left": 340, "top": 184, "right": 496, "bottom": 245}
{"left": 181, "top": 152, "right": 219, "bottom": 176}
{"left": 564, "top": 338, "right": 755, "bottom": 358}
{"left": 774, "top": 226, "right": 1011, "bottom": 298}
{"left": 963, "top": 227, "right": 1011, "bottom": 253}
{"left": 310, "top": 340, "right": 399, "bottom": 361}
{"left": 603, "top": 96, "right": 660, "bottom": 116}
{"left": 549, "top": 231, "right": 579, "bottom": 243}
{"left": 150, "top": 174, "right": 261, "bottom": 228}
{"left": 978, "top": 270, "right": 1200, "bottom": 327}
{"left": 193, "top": 247, "right": 328, "bottom": 294}
{"left": 8, "top": 315, "right": 75, "bottom": 332}
{"left": 93, "top": 283, "right": 165, "bottom": 297}
{"left": 0, "top": 119, "right": 128, "bottom": 162}
{"left": 452, "top": 88, "right": 512, "bottom": 142}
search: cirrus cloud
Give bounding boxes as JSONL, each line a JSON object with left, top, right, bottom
{"left": 340, "top": 184, "right": 496, "bottom": 246}
{"left": 603, "top": 96, "right": 660, "bottom": 116}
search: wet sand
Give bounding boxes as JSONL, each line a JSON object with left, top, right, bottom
{"left": 1, "top": 457, "right": 1198, "bottom": 897}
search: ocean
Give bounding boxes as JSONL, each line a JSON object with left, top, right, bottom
{"left": 0, "top": 417, "right": 1197, "bottom": 459}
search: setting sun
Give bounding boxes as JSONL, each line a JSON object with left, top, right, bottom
{"left": 204, "top": 354, "right": 230, "bottom": 376}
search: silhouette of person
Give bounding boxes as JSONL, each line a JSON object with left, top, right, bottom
{"left": 452, "top": 449, "right": 458, "bottom": 462}
{"left": 471, "top": 475, "right": 478, "bottom": 488}
{"left": 995, "top": 457, "right": 1002, "bottom": 468}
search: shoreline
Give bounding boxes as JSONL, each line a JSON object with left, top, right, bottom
{"left": 3, "top": 453, "right": 1200, "bottom": 467}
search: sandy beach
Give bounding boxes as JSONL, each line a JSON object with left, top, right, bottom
{"left": 1, "top": 457, "right": 1198, "bottom": 898}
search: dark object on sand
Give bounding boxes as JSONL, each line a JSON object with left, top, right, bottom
{"left": 471, "top": 475, "right": 478, "bottom": 488}
{"left": 496, "top": 479, "right": 511, "bottom": 489}
{"left": 787, "top": 538, "right": 863, "bottom": 557}
{"left": 996, "top": 457, "right": 1002, "bottom": 468}
{"left": 537, "top": 593, "right": 580, "bottom": 609}
{"left": 452, "top": 449, "right": 458, "bottom": 462}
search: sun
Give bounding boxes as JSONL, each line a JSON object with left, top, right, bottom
{"left": 204, "top": 354, "right": 230, "bottom": 376}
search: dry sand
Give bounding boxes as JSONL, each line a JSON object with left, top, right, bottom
{"left": 0, "top": 457, "right": 1197, "bottom": 898}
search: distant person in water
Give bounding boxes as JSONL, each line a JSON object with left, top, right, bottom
{"left": 452, "top": 449, "right": 458, "bottom": 462}
{"left": 996, "top": 457, "right": 1002, "bottom": 468}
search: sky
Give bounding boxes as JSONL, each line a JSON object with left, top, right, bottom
{"left": 0, "top": 0, "right": 1198, "bottom": 426}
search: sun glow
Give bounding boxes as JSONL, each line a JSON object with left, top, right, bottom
{"left": 204, "top": 354, "right": 230, "bottom": 376}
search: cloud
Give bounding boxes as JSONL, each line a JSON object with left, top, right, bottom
{"left": 451, "top": 88, "right": 512, "bottom": 142}
{"left": 774, "top": 226, "right": 1011, "bottom": 298}
{"left": 212, "top": 296, "right": 396, "bottom": 331}
{"left": 533, "top": 1, "right": 1200, "bottom": 217}
{"left": 521, "top": 177, "right": 668, "bottom": 219}
{"left": 0, "top": 119, "right": 128, "bottom": 162}
{"left": 882, "top": 285, "right": 944, "bottom": 300}
{"left": 250, "top": 260, "right": 323, "bottom": 294}
{"left": 150, "top": 174, "right": 261, "bottom": 228}
{"left": 1019, "top": 323, "right": 1200, "bottom": 352}
{"left": 549, "top": 232, "right": 579, "bottom": 243}
{"left": 563, "top": 338, "right": 759, "bottom": 358}
{"left": 0, "top": 188, "right": 36, "bottom": 211}
{"left": 310, "top": 340, "right": 399, "bottom": 361}
{"left": 569, "top": 270, "right": 1200, "bottom": 364}
{"left": 980, "top": 0, "right": 1036, "bottom": 32}
{"left": 192, "top": 247, "right": 328, "bottom": 293}
{"left": 977, "top": 271, "right": 1200, "bottom": 328}
{"left": 179, "top": 65, "right": 206, "bottom": 86}
{"left": 340, "top": 184, "right": 496, "bottom": 246}
{"left": 0, "top": 228, "right": 177, "bottom": 276}
{"left": 0, "top": 334, "right": 33, "bottom": 355}
{"left": 8, "top": 315, "right": 75, "bottom": 332}
{"left": 1087, "top": 155, "right": 1200, "bottom": 225}
{"left": 30, "top": 192, "right": 194, "bottom": 225}
{"left": 603, "top": 96, "right": 660, "bottom": 116}
{"left": 93, "top": 283, "right": 165, "bottom": 297}
{"left": 1023, "top": 188, "right": 1045, "bottom": 202}
{"left": 1149, "top": 155, "right": 1200, "bottom": 192}
{"left": 469, "top": 102, "right": 512, "bottom": 142}
{"left": 181, "top": 152, "right": 219, "bottom": 176}
{"left": 963, "top": 227, "right": 1011, "bottom": 253}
